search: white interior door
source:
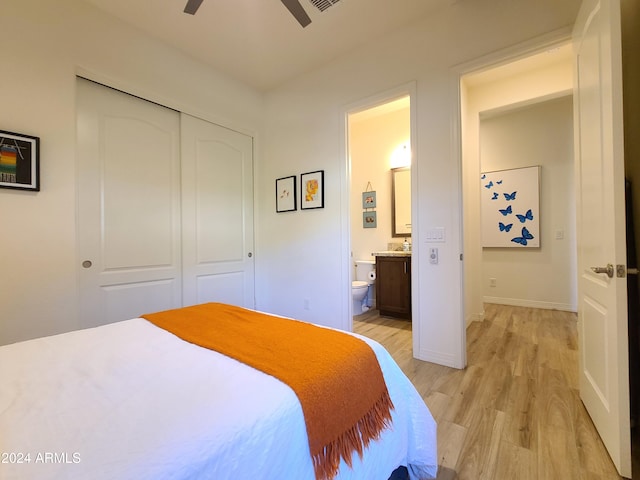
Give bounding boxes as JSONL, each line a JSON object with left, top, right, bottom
{"left": 181, "top": 113, "right": 255, "bottom": 308}
{"left": 573, "top": 0, "right": 631, "bottom": 476}
{"left": 77, "top": 78, "right": 182, "bottom": 327}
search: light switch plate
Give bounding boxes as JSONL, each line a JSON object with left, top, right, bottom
{"left": 425, "top": 227, "right": 445, "bottom": 242}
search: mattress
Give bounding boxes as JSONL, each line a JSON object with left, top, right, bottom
{"left": 0, "top": 316, "right": 437, "bottom": 479}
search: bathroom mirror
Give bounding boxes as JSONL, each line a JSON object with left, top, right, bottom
{"left": 392, "top": 167, "right": 411, "bottom": 237}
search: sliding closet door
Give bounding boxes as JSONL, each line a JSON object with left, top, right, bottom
{"left": 180, "top": 114, "right": 255, "bottom": 308}
{"left": 77, "top": 78, "right": 182, "bottom": 327}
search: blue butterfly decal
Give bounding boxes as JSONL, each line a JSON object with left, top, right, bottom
{"left": 481, "top": 174, "right": 486, "bottom": 179}
{"left": 499, "top": 222, "right": 513, "bottom": 232}
{"left": 491, "top": 192, "right": 499, "bottom": 200}
{"left": 498, "top": 205, "right": 512, "bottom": 216}
{"left": 485, "top": 181, "right": 494, "bottom": 189}
{"left": 503, "top": 191, "right": 517, "bottom": 201}
{"left": 516, "top": 209, "right": 533, "bottom": 223}
{"left": 496, "top": 180, "right": 503, "bottom": 184}
{"left": 511, "top": 227, "right": 534, "bottom": 245}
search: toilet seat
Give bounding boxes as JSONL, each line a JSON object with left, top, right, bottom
{"left": 352, "top": 280, "right": 368, "bottom": 289}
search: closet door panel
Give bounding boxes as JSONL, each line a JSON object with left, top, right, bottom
{"left": 196, "top": 273, "right": 245, "bottom": 307}
{"left": 194, "top": 139, "right": 244, "bottom": 262}
{"left": 102, "top": 116, "right": 175, "bottom": 269}
{"left": 77, "top": 78, "right": 182, "bottom": 328}
{"left": 181, "top": 113, "right": 255, "bottom": 308}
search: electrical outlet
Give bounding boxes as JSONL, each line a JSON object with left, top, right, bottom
{"left": 304, "top": 298, "right": 310, "bottom": 310}
{"left": 489, "top": 278, "right": 497, "bottom": 287}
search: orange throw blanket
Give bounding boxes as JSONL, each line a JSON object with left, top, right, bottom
{"left": 142, "top": 303, "right": 394, "bottom": 480}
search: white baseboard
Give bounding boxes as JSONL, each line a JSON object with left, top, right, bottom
{"left": 416, "top": 348, "right": 464, "bottom": 369}
{"left": 465, "top": 311, "right": 484, "bottom": 327}
{"left": 483, "top": 296, "right": 576, "bottom": 312}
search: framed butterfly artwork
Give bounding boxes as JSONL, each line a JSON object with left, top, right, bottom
{"left": 480, "top": 165, "right": 540, "bottom": 247}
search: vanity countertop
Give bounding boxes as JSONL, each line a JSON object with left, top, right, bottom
{"left": 371, "top": 251, "right": 411, "bottom": 257}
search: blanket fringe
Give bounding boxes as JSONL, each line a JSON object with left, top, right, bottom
{"left": 312, "top": 390, "right": 394, "bottom": 480}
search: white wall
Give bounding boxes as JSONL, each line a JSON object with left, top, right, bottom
{"left": 257, "top": 0, "right": 581, "bottom": 367}
{"left": 480, "top": 97, "right": 577, "bottom": 310}
{"left": 462, "top": 51, "right": 574, "bottom": 325}
{"left": 1, "top": 0, "right": 262, "bottom": 345}
{"left": 349, "top": 108, "right": 411, "bottom": 264}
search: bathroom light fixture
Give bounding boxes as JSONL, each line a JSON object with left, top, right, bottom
{"left": 390, "top": 143, "right": 411, "bottom": 169}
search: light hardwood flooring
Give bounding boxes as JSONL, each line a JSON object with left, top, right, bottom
{"left": 354, "top": 303, "right": 625, "bottom": 480}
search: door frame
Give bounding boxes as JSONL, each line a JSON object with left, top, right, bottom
{"left": 341, "top": 83, "right": 418, "bottom": 342}
{"left": 453, "top": 26, "right": 574, "bottom": 327}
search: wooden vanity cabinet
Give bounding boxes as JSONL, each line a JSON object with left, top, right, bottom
{"left": 375, "top": 255, "right": 411, "bottom": 319}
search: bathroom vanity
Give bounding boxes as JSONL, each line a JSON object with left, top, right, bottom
{"left": 373, "top": 252, "right": 411, "bottom": 319}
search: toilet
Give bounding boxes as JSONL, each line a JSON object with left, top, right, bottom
{"left": 352, "top": 260, "right": 375, "bottom": 315}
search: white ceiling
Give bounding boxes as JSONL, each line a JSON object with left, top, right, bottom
{"left": 81, "top": 0, "right": 455, "bottom": 91}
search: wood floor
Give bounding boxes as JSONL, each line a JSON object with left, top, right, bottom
{"left": 354, "top": 303, "right": 625, "bottom": 480}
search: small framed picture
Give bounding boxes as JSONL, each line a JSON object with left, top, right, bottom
{"left": 363, "top": 211, "right": 377, "bottom": 228}
{"left": 362, "top": 191, "right": 376, "bottom": 209}
{"left": 276, "top": 175, "right": 297, "bottom": 212}
{"left": 301, "top": 170, "right": 324, "bottom": 210}
{"left": 0, "top": 130, "right": 40, "bottom": 191}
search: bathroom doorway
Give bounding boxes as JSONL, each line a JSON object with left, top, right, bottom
{"left": 347, "top": 92, "right": 413, "bottom": 329}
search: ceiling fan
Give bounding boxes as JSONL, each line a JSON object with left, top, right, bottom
{"left": 183, "top": 0, "right": 312, "bottom": 27}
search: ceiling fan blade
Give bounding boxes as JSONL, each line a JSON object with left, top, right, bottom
{"left": 280, "top": 0, "right": 312, "bottom": 27}
{"left": 184, "top": 0, "right": 205, "bottom": 15}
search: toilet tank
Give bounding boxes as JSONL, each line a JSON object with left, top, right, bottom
{"left": 355, "top": 260, "right": 375, "bottom": 284}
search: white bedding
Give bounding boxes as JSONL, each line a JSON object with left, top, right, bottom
{"left": 0, "top": 317, "right": 437, "bottom": 480}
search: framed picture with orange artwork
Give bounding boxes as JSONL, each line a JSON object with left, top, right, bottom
{"left": 300, "top": 170, "right": 324, "bottom": 210}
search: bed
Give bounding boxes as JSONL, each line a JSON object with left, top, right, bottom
{"left": 0, "top": 303, "right": 437, "bottom": 480}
